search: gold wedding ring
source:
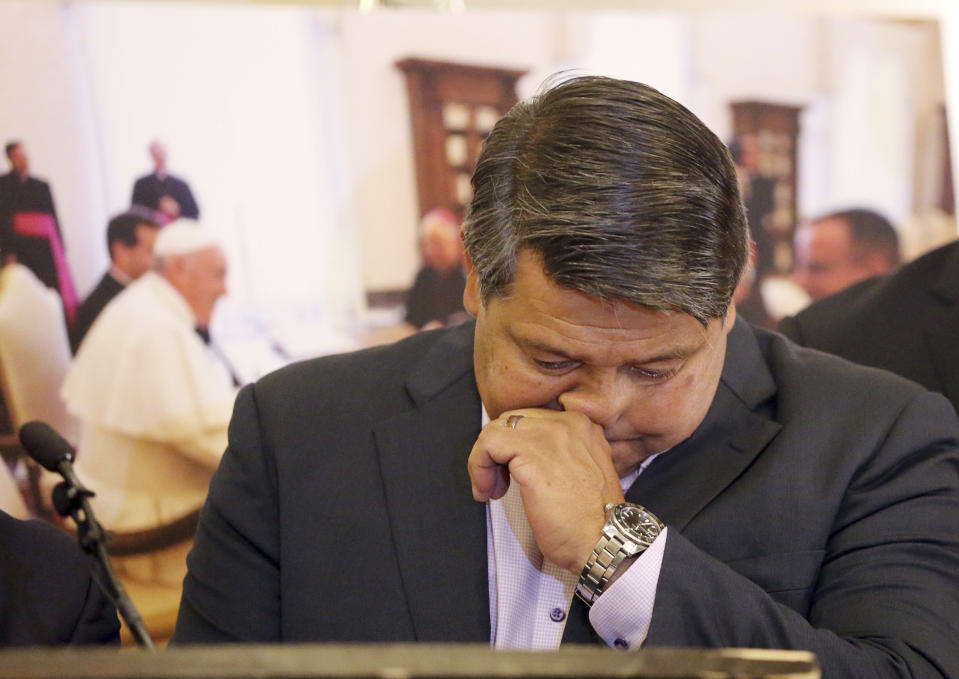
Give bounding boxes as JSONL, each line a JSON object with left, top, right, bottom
{"left": 506, "top": 414, "right": 524, "bottom": 430}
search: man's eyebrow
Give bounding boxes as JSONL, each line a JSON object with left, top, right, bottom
{"left": 633, "top": 345, "right": 701, "bottom": 364}
{"left": 515, "top": 336, "right": 577, "bottom": 359}
{"left": 513, "top": 333, "right": 706, "bottom": 364}
{"left": 625, "top": 340, "right": 708, "bottom": 365}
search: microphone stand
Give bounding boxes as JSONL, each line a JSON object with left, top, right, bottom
{"left": 52, "top": 479, "right": 156, "bottom": 650}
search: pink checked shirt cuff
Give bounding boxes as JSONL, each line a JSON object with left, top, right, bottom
{"left": 587, "top": 526, "right": 668, "bottom": 650}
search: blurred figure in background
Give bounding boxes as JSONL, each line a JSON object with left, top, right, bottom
{"left": 780, "top": 238, "right": 959, "bottom": 415}
{"left": 61, "top": 220, "right": 233, "bottom": 586}
{"left": 0, "top": 140, "right": 77, "bottom": 324}
{"left": 132, "top": 140, "right": 200, "bottom": 225}
{"left": 0, "top": 508, "right": 120, "bottom": 645}
{"left": 70, "top": 208, "right": 160, "bottom": 353}
{"left": 792, "top": 208, "right": 900, "bottom": 302}
{"left": 404, "top": 207, "right": 468, "bottom": 331}
{"left": 729, "top": 134, "right": 776, "bottom": 281}
{"left": 732, "top": 242, "right": 775, "bottom": 329}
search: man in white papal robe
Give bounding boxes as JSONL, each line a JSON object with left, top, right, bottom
{"left": 61, "top": 220, "right": 235, "bottom": 585}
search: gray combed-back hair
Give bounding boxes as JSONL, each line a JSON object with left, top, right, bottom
{"left": 463, "top": 75, "right": 748, "bottom": 324}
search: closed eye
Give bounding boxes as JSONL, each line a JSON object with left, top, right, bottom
{"left": 534, "top": 359, "right": 580, "bottom": 372}
{"left": 632, "top": 365, "right": 679, "bottom": 381}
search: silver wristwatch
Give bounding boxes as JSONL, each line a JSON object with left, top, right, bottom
{"left": 575, "top": 502, "right": 664, "bottom": 606}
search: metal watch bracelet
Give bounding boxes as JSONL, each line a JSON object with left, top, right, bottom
{"left": 574, "top": 530, "right": 636, "bottom": 606}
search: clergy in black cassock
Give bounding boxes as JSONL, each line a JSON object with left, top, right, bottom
{"left": 131, "top": 141, "right": 199, "bottom": 223}
{"left": 0, "top": 145, "right": 63, "bottom": 292}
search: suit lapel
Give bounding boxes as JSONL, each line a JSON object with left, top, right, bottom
{"left": 624, "top": 385, "right": 780, "bottom": 529}
{"left": 626, "top": 320, "right": 781, "bottom": 531}
{"left": 924, "top": 247, "right": 959, "bottom": 408}
{"left": 373, "top": 323, "right": 490, "bottom": 642}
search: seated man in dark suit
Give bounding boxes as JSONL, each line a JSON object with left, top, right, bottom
{"left": 70, "top": 209, "right": 160, "bottom": 353}
{"left": 780, "top": 239, "right": 959, "bottom": 414}
{"left": 0, "top": 509, "right": 120, "bottom": 645}
{"left": 174, "top": 76, "right": 959, "bottom": 678}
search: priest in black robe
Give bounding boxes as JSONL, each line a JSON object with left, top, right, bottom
{"left": 405, "top": 208, "right": 467, "bottom": 330}
{"left": 0, "top": 141, "right": 77, "bottom": 323}
{"left": 0, "top": 141, "right": 62, "bottom": 291}
{"left": 131, "top": 140, "right": 200, "bottom": 224}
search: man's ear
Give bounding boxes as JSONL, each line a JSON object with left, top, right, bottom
{"left": 863, "top": 252, "right": 892, "bottom": 276}
{"left": 463, "top": 253, "right": 481, "bottom": 317}
{"left": 161, "top": 254, "right": 187, "bottom": 287}
{"left": 724, "top": 302, "right": 737, "bottom": 335}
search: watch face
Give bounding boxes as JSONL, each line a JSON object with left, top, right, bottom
{"left": 613, "top": 504, "right": 662, "bottom": 544}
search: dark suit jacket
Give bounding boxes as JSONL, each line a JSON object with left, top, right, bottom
{"left": 779, "top": 240, "right": 959, "bottom": 414}
{"left": 404, "top": 266, "right": 467, "bottom": 329}
{"left": 132, "top": 173, "right": 199, "bottom": 220}
{"left": 0, "top": 510, "right": 120, "bottom": 645}
{"left": 70, "top": 272, "right": 125, "bottom": 354}
{"left": 173, "top": 320, "right": 959, "bottom": 678}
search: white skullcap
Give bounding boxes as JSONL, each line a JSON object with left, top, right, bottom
{"left": 154, "top": 219, "right": 219, "bottom": 257}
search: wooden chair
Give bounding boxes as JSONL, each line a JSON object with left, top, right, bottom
{"left": 0, "top": 263, "right": 78, "bottom": 516}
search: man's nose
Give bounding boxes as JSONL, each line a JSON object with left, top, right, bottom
{"left": 556, "top": 372, "right": 632, "bottom": 429}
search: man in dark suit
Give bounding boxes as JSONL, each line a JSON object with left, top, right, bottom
{"left": 131, "top": 141, "right": 199, "bottom": 224}
{"left": 0, "top": 509, "right": 120, "bottom": 645}
{"left": 70, "top": 209, "right": 160, "bottom": 353}
{"left": 173, "top": 77, "right": 959, "bottom": 678}
{"left": 780, "top": 239, "right": 959, "bottom": 414}
{"left": 792, "top": 208, "right": 900, "bottom": 302}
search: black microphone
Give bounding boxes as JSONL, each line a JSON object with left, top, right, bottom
{"left": 19, "top": 421, "right": 90, "bottom": 496}
{"left": 17, "top": 420, "right": 156, "bottom": 650}
{"left": 19, "top": 420, "right": 74, "bottom": 469}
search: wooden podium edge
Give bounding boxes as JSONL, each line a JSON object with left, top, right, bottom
{"left": 0, "top": 644, "right": 819, "bottom": 679}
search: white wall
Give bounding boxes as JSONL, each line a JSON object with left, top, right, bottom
{"left": 822, "top": 19, "right": 919, "bottom": 222}
{"left": 557, "top": 11, "right": 692, "bottom": 106}
{"left": 0, "top": 2, "right": 105, "bottom": 295}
